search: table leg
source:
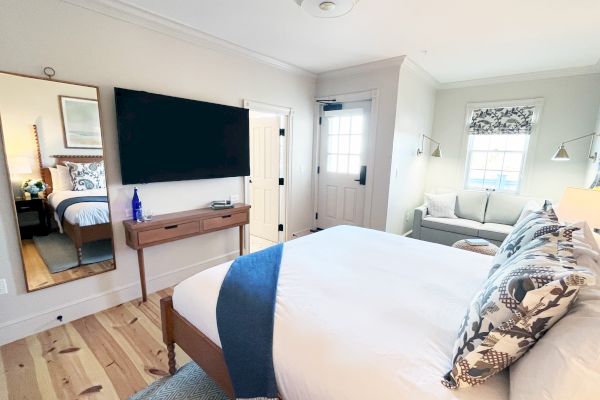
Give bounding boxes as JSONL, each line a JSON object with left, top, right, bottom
{"left": 137, "top": 248, "right": 147, "bottom": 302}
{"left": 239, "top": 225, "right": 244, "bottom": 256}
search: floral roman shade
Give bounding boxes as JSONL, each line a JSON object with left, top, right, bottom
{"left": 468, "top": 106, "right": 535, "bottom": 135}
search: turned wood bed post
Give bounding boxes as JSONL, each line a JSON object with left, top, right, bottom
{"left": 161, "top": 296, "right": 177, "bottom": 375}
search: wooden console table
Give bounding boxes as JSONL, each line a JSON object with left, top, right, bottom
{"left": 123, "top": 204, "right": 250, "bottom": 301}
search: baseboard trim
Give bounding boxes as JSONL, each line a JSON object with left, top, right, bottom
{"left": 0, "top": 250, "right": 238, "bottom": 346}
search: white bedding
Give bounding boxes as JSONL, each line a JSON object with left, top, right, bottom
{"left": 48, "top": 188, "right": 110, "bottom": 230}
{"left": 173, "top": 225, "right": 509, "bottom": 400}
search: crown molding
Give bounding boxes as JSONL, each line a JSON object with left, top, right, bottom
{"left": 62, "top": 0, "right": 316, "bottom": 79}
{"left": 400, "top": 57, "right": 440, "bottom": 88}
{"left": 438, "top": 61, "right": 600, "bottom": 90}
{"left": 317, "top": 56, "right": 406, "bottom": 79}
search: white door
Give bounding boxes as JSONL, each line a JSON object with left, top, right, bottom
{"left": 249, "top": 116, "right": 280, "bottom": 242}
{"left": 317, "top": 101, "right": 370, "bottom": 229}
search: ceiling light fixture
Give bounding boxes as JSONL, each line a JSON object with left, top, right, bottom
{"left": 294, "top": 0, "right": 359, "bottom": 18}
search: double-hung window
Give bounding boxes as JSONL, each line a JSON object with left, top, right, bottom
{"left": 464, "top": 101, "right": 541, "bottom": 193}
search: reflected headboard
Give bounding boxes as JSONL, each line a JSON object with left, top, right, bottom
{"left": 41, "top": 155, "right": 103, "bottom": 195}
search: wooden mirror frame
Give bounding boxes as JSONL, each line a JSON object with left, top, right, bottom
{"left": 0, "top": 70, "right": 117, "bottom": 292}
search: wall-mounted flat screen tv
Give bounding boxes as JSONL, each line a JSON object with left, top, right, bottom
{"left": 115, "top": 88, "right": 250, "bottom": 185}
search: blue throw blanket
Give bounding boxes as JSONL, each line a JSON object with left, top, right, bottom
{"left": 216, "top": 244, "right": 284, "bottom": 400}
{"left": 55, "top": 196, "right": 108, "bottom": 223}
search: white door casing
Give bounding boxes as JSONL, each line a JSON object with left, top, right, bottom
{"left": 317, "top": 101, "right": 371, "bottom": 229}
{"left": 249, "top": 115, "right": 281, "bottom": 242}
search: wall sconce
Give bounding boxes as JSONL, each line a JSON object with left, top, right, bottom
{"left": 417, "top": 134, "right": 442, "bottom": 158}
{"left": 552, "top": 132, "right": 598, "bottom": 161}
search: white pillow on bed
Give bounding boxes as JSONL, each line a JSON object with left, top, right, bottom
{"left": 509, "top": 223, "right": 600, "bottom": 400}
{"left": 425, "top": 192, "right": 457, "bottom": 218}
{"left": 49, "top": 165, "right": 73, "bottom": 191}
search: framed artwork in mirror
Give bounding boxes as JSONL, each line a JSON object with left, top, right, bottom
{"left": 0, "top": 70, "right": 116, "bottom": 292}
{"left": 59, "top": 96, "right": 102, "bottom": 149}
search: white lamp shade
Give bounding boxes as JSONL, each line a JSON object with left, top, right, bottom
{"left": 556, "top": 187, "right": 600, "bottom": 231}
{"left": 8, "top": 156, "right": 32, "bottom": 175}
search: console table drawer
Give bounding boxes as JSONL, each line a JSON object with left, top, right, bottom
{"left": 138, "top": 221, "right": 200, "bottom": 245}
{"left": 203, "top": 212, "right": 247, "bottom": 231}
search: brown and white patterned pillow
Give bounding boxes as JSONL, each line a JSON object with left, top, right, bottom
{"left": 65, "top": 161, "right": 106, "bottom": 191}
{"left": 443, "top": 226, "right": 595, "bottom": 389}
{"left": 489, "top": 203, "right": 562, "bottom": 277}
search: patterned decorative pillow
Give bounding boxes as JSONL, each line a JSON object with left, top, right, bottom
{"left": 443, "top": 226, "right": 595, "bottom": 389}
{"left": 489, "top": 203, "right": 562, "bottom": 276}
{"left": 65, "top": 161, "right": 106, "bottom": 191}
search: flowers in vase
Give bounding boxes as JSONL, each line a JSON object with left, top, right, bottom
{"left": 21, "top": 178, "right": 47, "bottom": 197}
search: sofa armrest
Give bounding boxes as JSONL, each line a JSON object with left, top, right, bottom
{"left": 412, "top": 205, "right": 427, "bottom": 239}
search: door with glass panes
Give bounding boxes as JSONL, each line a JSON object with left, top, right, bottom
{"left": 317, "top": 101, "right": 370, "bottom": 229}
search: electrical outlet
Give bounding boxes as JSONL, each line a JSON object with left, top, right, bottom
{"left": 0, "top": 279, "right": 8, "bottom": 295}
{"left": 230, "top": 194, "right": 240, "bottom": 204}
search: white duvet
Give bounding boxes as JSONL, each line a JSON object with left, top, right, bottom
{"left": 48, "top": 188, "right": 110, "bottom": 230}
{"left": 173, "top": 225, "right": 509, "bottom": 400}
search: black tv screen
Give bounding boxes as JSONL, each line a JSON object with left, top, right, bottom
{"left": 115, "top": 88, "right": 250, "bottom": 184}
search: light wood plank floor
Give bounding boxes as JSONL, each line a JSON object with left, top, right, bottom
{"left": 22, "top": 240, "right": 115, "bottom": 292}
{"left": 0, "top": 288, "right": 190, "bottom": 399}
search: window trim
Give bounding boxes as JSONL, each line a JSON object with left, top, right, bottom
{"left": 460, "top": 98, "right": 544, "bottom": 194}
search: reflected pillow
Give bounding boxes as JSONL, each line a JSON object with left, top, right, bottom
{"left": 65, "top": 161, "right": 105, "bottom": 191}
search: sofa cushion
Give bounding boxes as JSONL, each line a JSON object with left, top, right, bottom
{"left": 479, "top": 223, "right": 513, "bottom": 242}
{"left": 422, "top": 216, "right": 482, "bottom": 236}
{"left": 455, "top": 190, "right": 489, "bottom": 223}
{"left": 484, "top": 192, "right": 529, "bottom": 225}
{"left": 425, "top": 192, "right": 457, "bottom": 218}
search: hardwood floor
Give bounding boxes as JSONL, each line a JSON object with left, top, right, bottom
{"left": 22, "top": 240, "right": 115, "bottom": 292}
{"left": 0, "top": 288, "right": 191, "bottom": 399}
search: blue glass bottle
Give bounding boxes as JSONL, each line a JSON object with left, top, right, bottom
{"left": 132, "top": 187, "right": 142, "bottom": 222}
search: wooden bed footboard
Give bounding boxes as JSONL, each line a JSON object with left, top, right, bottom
{"left": 160, "top": 296, "right": 236, "bottom": 399}
{"left": 63, "top": 220, "right": 112, "bottom": 265}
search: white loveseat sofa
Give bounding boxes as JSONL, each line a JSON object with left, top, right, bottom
{"left": 412, "top": 191, "right": 536, "bottom": 246}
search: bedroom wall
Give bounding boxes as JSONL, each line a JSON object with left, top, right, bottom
{"left": 385, "top": 62, "right": 437, "bottom": 235}
{"left": 426, "top": 73, "right": 600, "bottom": 202}
{"left": 0, "top": 0, "right": 316, "bottom": 345}
{"left": 584, "top": 106, "right": 600, "bottom": 188}
{"left": 316, "top": 58, "right": 403, "bottom": 230}
{"left": 0, "top": 74, "right": 101, "bottom": 197}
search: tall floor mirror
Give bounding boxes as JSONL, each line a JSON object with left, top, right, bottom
{"left": 0, "top": 71, "right": 116, "bottom": 292}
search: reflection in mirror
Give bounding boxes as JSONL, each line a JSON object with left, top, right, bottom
{"left": 0, "top": 72, "right": 115, "bottom": 292}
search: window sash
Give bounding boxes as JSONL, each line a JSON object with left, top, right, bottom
{"left": 464, "top": 136, "right": 529, "bottom": 193}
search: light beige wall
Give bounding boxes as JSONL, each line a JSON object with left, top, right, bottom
{"left": 0, "top": 73, "right": 102, "bottom": 196}
{"left": 385, "top": 63, "right": 437, "bottom": 235}
{"left": 0, "top": 0, "right": 315, "bottom": 345}
{"left": 584, "top": 107, "right": 600, "bottom": 187}
{"left": 426, "top": 74, "right": 600, "bottom": 202}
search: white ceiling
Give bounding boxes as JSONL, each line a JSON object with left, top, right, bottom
{"left": 116, "top": 0, "right": 600, "bottom": 82}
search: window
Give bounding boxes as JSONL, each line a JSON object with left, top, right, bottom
{"left": 326, "top": 111, "right": 364, "bottom": 174}
{"left": 464, "top": 103, "right": 540, "bottom": 193}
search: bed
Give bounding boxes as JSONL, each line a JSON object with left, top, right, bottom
{"left": 161, "top": 225, "right": 510, "bottom": 399}
{"left": 41, "top": 155, "right": 112, "bottom": 265}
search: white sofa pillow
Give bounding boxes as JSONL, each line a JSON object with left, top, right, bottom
{"left": 425, "top": 192, "right": 457, "bottom": 218}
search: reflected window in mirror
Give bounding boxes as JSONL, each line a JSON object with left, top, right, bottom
{"left": 0, "top": 71, "right": 115, "bottom": 292}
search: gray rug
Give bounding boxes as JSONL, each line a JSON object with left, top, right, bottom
{"left": 130, "top": 362, "right": 229, "bottom": 400}
{"left": 32, "top": 233, "right": 113, "bottom": 273}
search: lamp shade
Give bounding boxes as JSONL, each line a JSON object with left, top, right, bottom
{"left": 556, "top": 187, "right": 600, "bottom": 232}
{"left": 8, "top": 156, "right": 32, "bottom": 175}
{"left": 552, "top": 144, "right": 570, "bottom": 161}
{"left": 431, "top": 145, "right": 442, "bottom": 158}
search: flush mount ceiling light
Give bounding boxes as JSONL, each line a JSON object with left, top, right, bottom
{"left": 294, "top": 0, "right": 359, "bottom": 18}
